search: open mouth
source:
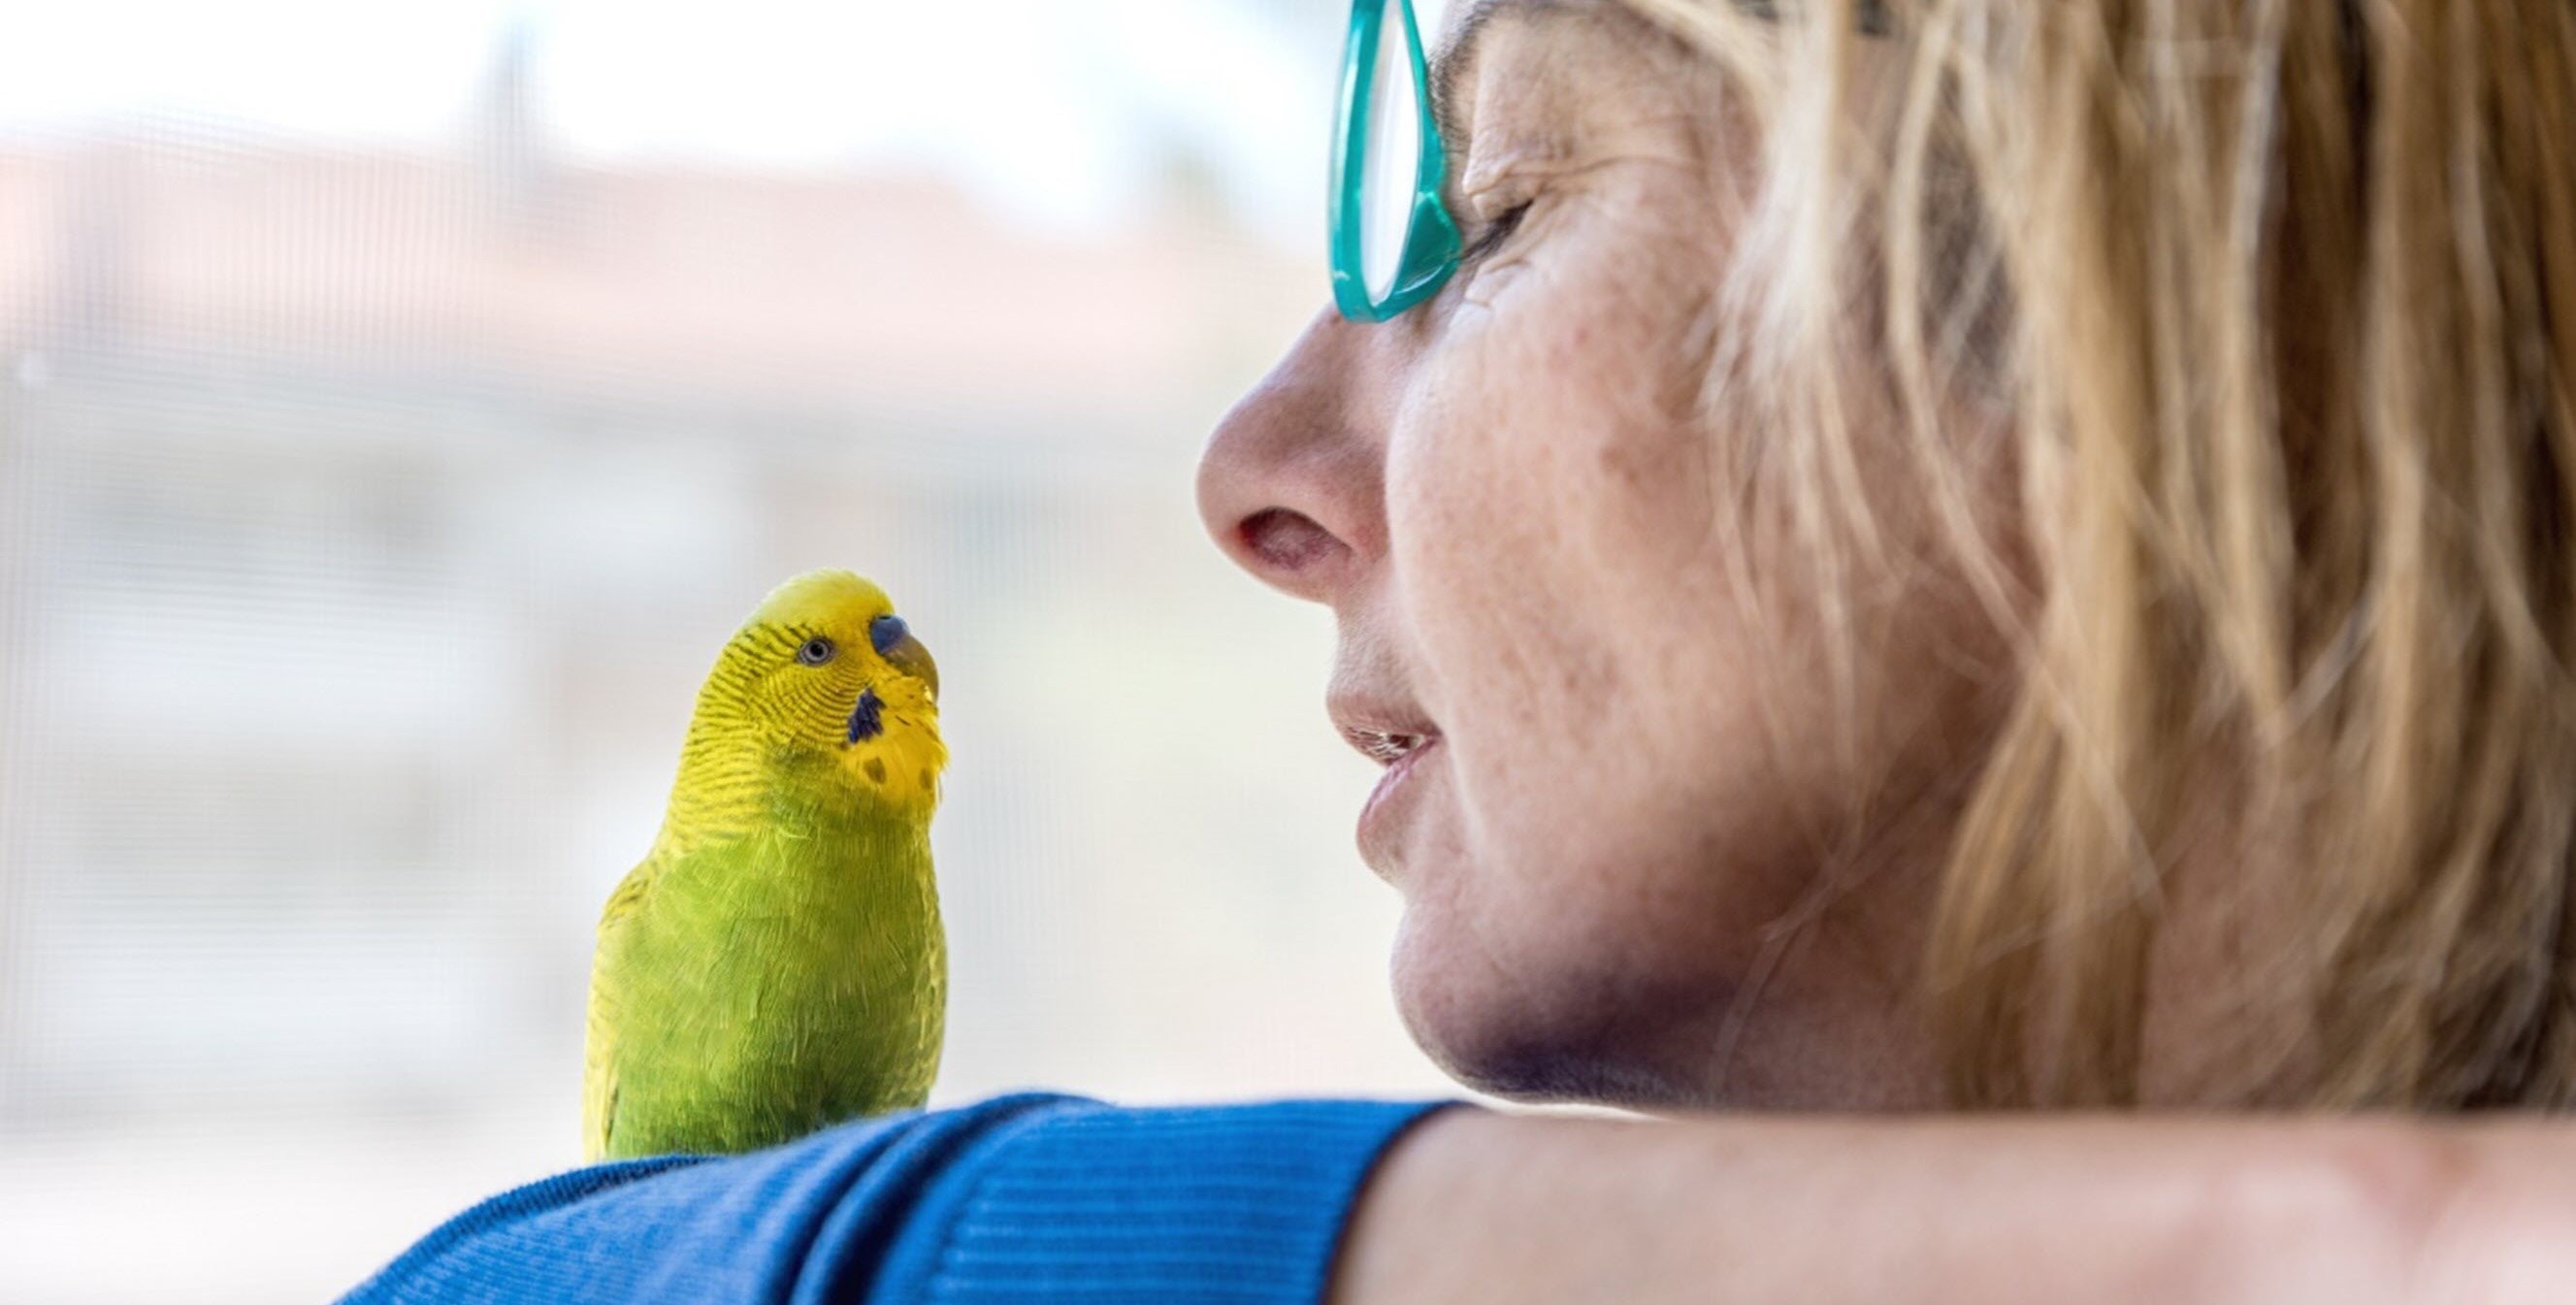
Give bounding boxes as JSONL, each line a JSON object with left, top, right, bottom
{"left": 1342, "top": 727, "right": 1433, "bottom": 767}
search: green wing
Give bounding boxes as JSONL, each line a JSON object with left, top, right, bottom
{"left": 582, "top": 857, "right": 660, "bottom": 1162}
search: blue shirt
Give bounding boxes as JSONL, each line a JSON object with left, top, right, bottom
{"left": 341, "top": 1093, "right": 1451, "bottom": 1305}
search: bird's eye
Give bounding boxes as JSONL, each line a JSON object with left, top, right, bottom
{"left": 796, "top": 636, "right": 837, "bottom": 667}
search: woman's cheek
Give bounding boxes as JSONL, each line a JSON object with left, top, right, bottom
{"left": 1394, "top": 313, "right": 1631, "bottom": 855}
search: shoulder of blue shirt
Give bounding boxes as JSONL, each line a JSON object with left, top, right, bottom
{"left": 339, "top": 1093, "right": 1459, "bottom": 1305}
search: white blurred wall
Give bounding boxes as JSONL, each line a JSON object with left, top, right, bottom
{"left": 0, "top": 5, "right": 1454, "bottom": 1301}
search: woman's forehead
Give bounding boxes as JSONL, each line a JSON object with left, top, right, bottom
{"left": 1428, "top": 0, "right": 1575, "bottom": 63}
{"left": 1427, "top": 0, "right": 1595, "bottom": 120}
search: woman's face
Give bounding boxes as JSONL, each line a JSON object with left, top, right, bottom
{"left": 1198, "top": 0, "right": 1998, "bottom": 1110}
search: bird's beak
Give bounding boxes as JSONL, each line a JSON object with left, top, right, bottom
{"left": 882, "top": 632, "right": 938, "bottom": 700}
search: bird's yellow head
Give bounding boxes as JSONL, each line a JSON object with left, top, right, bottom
{"left": 693, "top": 569, "right": 945, "bottom": 812}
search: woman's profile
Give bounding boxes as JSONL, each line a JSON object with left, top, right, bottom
{"left": 349, "top": 1, "right": 2576, "bottom": 1300}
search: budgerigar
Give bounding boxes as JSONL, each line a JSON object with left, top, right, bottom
{"left": 583, "top": 570, "right": 946, "bottom": 1161}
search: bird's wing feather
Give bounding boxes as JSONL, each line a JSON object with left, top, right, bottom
{"left": 582, "top": 857, "right": 660, "bottom": 1161}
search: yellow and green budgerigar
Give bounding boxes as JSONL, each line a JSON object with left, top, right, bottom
{"left": 583, "top": 569, "right": 947, "bottom": 1161}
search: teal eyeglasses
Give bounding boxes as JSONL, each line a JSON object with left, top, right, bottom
{"left": 1328, "top": 1, "right": 1879, "bottom": 321}
{"left": 1329, "top": 0, "right": 1462, "bottom": 322}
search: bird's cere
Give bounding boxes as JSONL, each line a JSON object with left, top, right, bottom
{"left": 869, "top": 613, "right": 909, "bottom": 656}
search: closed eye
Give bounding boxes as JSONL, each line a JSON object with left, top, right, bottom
{"left": 1460, "top": 201, "right": 1533, "bottom": 264}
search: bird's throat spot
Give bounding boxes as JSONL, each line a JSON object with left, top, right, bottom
{"left": 863, "top": 757, "right": 888, "bottom": 785}
{"left": 847, "top": 688, "right": 885, "bottom": 744}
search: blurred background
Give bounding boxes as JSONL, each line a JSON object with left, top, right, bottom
{"left": 0, "top": 2, "right": 1457, "bottom": 1299}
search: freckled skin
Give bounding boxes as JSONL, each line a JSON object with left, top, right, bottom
{"left": 583, "top": 570, "right": 947, "bottom": 1160}
{"left": 1200, "top": 8, "right": 1996, "bottom": 1111}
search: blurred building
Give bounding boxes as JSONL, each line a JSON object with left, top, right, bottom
{"left": 0, "top": 36, "right": 1432, "bottom": 1305}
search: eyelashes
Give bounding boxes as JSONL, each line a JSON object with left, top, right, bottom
{"left": 1459, "top": 200, "right": 1534, "bottom": 265}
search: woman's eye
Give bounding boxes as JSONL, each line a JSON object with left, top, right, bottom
{"left": 797, "top": 636, "right": 837, "bottom": 667}
{"left": 1461, "top": 201, "right": 1534, "bottom": 264}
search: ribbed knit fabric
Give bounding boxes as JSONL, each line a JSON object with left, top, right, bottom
{"left": 338, "top": 1094, "right": 1453, "bottom": 1305}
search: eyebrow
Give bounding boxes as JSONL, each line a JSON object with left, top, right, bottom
{"left": 1427, "top": 0, "right": 1884, "bottom": 128}
{"left": 1428, "top": 0, "right": 1564, "bottom": 137}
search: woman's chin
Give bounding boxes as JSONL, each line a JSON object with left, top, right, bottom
{"left": 1387, "top": 908, "right": 1712, "bottom": 1109}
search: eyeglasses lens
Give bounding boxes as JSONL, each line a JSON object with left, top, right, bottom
{"left": 1358, "top": 0, "right": 1425, "bottom": 300}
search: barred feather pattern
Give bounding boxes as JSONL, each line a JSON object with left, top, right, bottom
{"left": 584, "top": 571, "right": 946, "bottom": 1158}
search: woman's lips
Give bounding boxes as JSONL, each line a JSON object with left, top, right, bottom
{"left": 1357, "top": 734, "right": 1441, "bottom": 874}
{"left": 1331, "top": 694, "right": 1443, "bottom": 877}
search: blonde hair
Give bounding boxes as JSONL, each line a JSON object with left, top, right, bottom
{"left": 1624, "top": 0, "right": 2576, "bottom": 1108}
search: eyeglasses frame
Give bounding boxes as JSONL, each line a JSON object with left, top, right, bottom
{"left": 1328, "top": 0, "right": 1463, "bottom": 322}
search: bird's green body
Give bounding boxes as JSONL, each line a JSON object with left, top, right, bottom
{"left": 584, "top": 571, "right": 946, "bottom": 1161}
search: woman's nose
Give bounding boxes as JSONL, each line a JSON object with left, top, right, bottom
{"left": 1195, "top": 310, "right": 1391, "bottom": 605}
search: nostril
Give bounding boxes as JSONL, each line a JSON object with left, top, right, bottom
{"left": 1239, "top": 507, "right": 1344, "bottom": 574}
